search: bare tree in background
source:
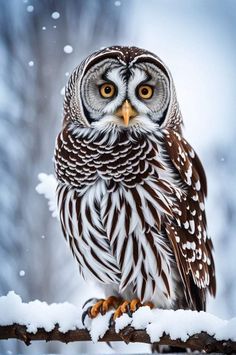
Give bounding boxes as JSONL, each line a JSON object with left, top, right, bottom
{"left": 0, "top": 0, "right": 131, "bottom": 353}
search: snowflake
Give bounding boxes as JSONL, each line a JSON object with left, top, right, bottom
{"left": 26, "top": 5, "right": 34, "bottom": 12}
{"left": 51, "top": 11, "right": 60, "bottom": 20}
{"left": 63, "top": 45, "right": 73, "bottom": 54}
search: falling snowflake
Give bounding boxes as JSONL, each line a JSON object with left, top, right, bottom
{"left": 41, "top": 235, "right": 46, "bottom": 239}
{"left": 42, "top": 26, "right": 46, "bottom": 30}
{"left": 26, "top": 5, "right": 34, "bottom": 12}
{"left": 28, "top": 61, "right": 34, "bottom": 67}
{"left": 51, "top": 11, "right": 60, "bottom": 20}
{"left": 19, "top": 270, "right": 25, "bottom": 277}
{"left": 65, "top": 72, "right": 69, "bottom": 76}
{"left": 63, "top": 45, "right": 73, "bottom": 54}
{"left": 53, "top": 25, "right": 57, "bottom": 29}
{"left": 60, "top": 86, "right": 65, "bottom": 96}
{"left": 114, "top": 1, "right": 121, "bottom": 6}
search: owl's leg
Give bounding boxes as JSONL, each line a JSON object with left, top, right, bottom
{"left": 82, "top": 296, "right": 122, "bottom": 324}
{"left": 113, "top": 299, "right": 154, "bottom": 320}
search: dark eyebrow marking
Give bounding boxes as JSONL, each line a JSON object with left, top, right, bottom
{"left": 101, "top": 72, "right": 109, "bottom": 81}
{"left": 143, "top": 72, "right": 152, "bottom": 82}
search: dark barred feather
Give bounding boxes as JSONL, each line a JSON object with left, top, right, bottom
{"left": 55, "top": 124, "right": 216, "bottom": 309}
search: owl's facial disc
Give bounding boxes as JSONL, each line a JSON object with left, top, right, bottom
{"left": 80, "top": 58, "right": 170, "bottom": 129}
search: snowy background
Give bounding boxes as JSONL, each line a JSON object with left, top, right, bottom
{"left": 0, "top": 0, "right": 236, "bottom": 353}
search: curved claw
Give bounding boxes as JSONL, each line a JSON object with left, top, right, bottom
{"left": 100, "top": 303, "right": 106, "bottom": 316}
{"left": 126, "top": 303, "right": 132, "bottom": 318}
{"left": 82, "top": 298, "right": 98, "bottom": 309}
{"left": 90, "top": 300, "right": 104, "bottom": 318}
{"left": 109, "top": 313, "right": 115, "bottom": 328}
{"left": 82, "top": 306, "right": 92, "bottom": 326}
{"left": 82, "top": 296, "right": 122, "bottom": 324}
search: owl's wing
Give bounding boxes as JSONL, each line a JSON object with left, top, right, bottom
{"left": 163, "top": 129, "right": 216, "bottom": 310}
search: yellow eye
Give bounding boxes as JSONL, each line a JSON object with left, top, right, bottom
{"left": 99, "top": 83, "right": 115, "bottom": 98}
{"left": 138, "top": 85, "right": 153, "bottom": 99}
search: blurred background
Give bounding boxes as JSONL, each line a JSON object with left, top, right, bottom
{"left": 0, "top": 0, "right": 236, "bottom": 353}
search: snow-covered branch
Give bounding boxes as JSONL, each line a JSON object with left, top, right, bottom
{"left": 1, "top": 292, "right": 236, "bottom": 353}
{"left": 0, "top": 323, "right": 236, "bottom": 353}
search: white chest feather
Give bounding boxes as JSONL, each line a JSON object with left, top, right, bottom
{"left": 57, "top": 145, "right": 183, "bottom": 308}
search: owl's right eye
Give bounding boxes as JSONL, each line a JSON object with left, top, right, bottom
{"left": 99, "top": 83, "right": 116, "bottom": 98}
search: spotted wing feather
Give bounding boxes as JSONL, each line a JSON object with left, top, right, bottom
{"left": 164, "top": 129, "right": 216, "bottom": 310}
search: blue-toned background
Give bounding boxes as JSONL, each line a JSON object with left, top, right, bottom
{"left": 0, "top": 0, "right": 235, "bottom": 353}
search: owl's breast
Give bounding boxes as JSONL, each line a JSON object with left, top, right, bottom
{"left": 54, "top": 126, "right": 171, "bottom": 190}
{"left": 55, "top": 126, "right": 186, "bottom": 305}
{"left": 94, "top": 134, "right": 160, "bottom": 188}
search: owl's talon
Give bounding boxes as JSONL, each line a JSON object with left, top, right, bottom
{"left": 90, "top": 299, "right": 104, "bottom": 318}
{"left": 120, "top": 300, "right": 129, "bottom": 314}
{"left": 100, "top": 304, "right": 106, "bottom": 316}
{"left": 130, "top": 298, "right": 141, "bottom": 312}
{"left": 109, "top": 314, "right": 115, "bottom": 328}
{"left": 82, "top": 306, "right": 92, "bottom": 326}
{"left": 81, "top": 296, "right": 121, "bottom": 321}
{"left": 82, "top": 297, "right": 98, "bottom": 309}
{"left": 113, "top": 299, "right": 154, "bottom": 320}
{"left": 113, "top": 307, "right": 122, "bottom": 320}
{"left": 126, "top": 304, "right": 132, "bottom": 317}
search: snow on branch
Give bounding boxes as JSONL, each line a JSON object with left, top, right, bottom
{"left": 1, "top": 324, "right": 236, "bottom": 353}
{"left": 36, "top": 173, "right": 58, "bottom": 218}
{"left": 1, "top": 292, "right": 236, "bottom": 353}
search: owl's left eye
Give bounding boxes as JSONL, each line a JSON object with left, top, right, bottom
{"left": 137, "top": 85, "right": 153, "bottom": 99}
{"left": 99, "top": 83, "right": 116, "bottom": 98}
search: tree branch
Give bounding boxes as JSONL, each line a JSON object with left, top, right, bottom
{"left": 0, "top": 324, "right": 235, "bottom": 353}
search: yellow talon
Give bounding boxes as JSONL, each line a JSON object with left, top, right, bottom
{"left": 90, "top": 300, "right": 104, "bottom": 318}
{"left": 130, "top": 298, "right": 141, "bottom": 312}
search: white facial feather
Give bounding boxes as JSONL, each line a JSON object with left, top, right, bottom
{"left": 91, "top": 114, "right": 158, "bottom": 131}
{"left": 127, "top": 68, "right": 150, "bottom": 114}
{"left": 103, "top": 68, "right": 126, "bottom": 114}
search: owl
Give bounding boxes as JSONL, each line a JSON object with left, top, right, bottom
{"left": 54, "top": 46, "right": 216, "bottom": 322}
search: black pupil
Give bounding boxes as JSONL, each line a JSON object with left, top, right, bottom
{"left": 141, "top": 87, "right": 149, "bottom": 96}
{"left": 104, "top": 86, "right": 112, "bottom": 94}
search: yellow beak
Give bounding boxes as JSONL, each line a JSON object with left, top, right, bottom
{"left": 115, "top": 100, "right": 138, "bottom": 126}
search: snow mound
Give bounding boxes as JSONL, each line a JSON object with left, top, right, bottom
{"left": 0, "top": 292, "right": 236, "bottom": 343}
{"left": 89, "top": 311, "right": 114, "bottom": 343}
{"left": 133, "top": 307, "right": 236, "bottom": 343}
{"left": 0, "top": 291, "right": 83, "bottom": 334}
{"left": 36, "top": 173, "right": 58, "bottom": 218}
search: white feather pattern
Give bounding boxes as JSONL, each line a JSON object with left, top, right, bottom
{"left": 56, "top": 128, "right": 187, "bottom": 308}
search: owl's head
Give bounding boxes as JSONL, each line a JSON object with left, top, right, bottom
{"left": 64, "top": 46, "right": 182, "bottom": 132}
